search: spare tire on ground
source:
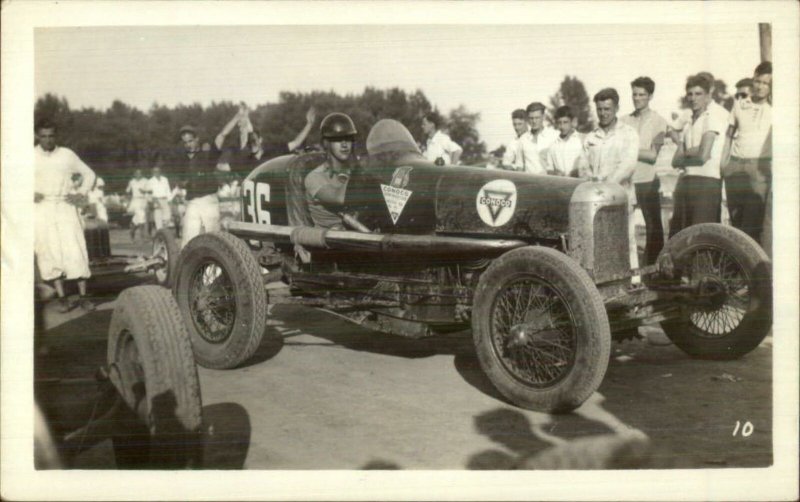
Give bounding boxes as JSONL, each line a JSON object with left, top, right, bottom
{"left": 107, "top": 285, "right": 203, "bottom": 468}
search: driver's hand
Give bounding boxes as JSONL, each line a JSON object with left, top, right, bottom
{"left": 306, "top": 106, "right": 317, "bottom": 124}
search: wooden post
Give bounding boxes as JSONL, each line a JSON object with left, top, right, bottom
{"left": 759, "top": 23, "right": 771, "bottom": 62}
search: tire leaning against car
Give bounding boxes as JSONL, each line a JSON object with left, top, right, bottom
{"left": 173, "top": 231, "right": 268, "bottom": 369}
{"left": 659, "top": 223, "right": 772, "bottom": 360}
{"left": 107, "top": 285, "right": 203, "bottom": 468}
{"left": 472, "top": 246, "right": 611, "bottom": 413}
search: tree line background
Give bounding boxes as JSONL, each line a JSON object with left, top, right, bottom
{"left": 35, "top": 87, "right": 487, "bottom": 193}
{"left": 35, "top": 74, "right": 733, "bottom": 192}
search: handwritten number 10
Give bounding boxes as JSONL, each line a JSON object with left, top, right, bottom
{"left": 732, "top": 420, "right": 753, "bottom": 437}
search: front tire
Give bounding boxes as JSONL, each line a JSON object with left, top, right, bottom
{"left": 173, "top": 232, "right": 268, "bottom": 369}
{"left": 107, "top": 286, "right": 203, "bottom": 468}
{"left": 472, "top": 247, "right": 611, "bottom": 413}
{"left": 659, "top": 223, "right": 772, "bottom": 359}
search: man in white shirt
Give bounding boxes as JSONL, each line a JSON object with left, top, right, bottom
{"left": 501, "top": 109, "right": 531, "bottom": 170}
{"left": 580, "top": 88, "right": 640, "bottom": 274}
{"left": 621, "top": 76, "right": 668, "bottom": 265}
{"left": 34, "top": 120, "right": 97, "bottom": 313}
{"left": 667, "top": 74, "right": 728, "bottom": 237}
{"left": 146, "top": 166, "right": 172, "bottom": 230}
{"left": 421, "top": 112, "right": 462, "bottom": 166}
{"left": 520, "top": 102, "right": 559, "bottom": 175}
{"left": 547, "top": 106, "right": 583, "bottom": 177}
{"left": 721, "top": 61, "right": 772, "bottom": 246}
{"left": 126, "top": 168, "right": 149, "bottom": 241}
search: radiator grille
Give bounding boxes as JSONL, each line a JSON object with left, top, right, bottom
{"left": 592, "top": 205, "right": 630, "bottom": 283}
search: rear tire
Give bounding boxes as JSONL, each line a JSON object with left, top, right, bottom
{"left": 153, "top": 228, "right": 180, "bottom": 287}
{"left": 107, "top": 286, "right": 203, "bottom": 468}
{"left": 173, "top": 232, "right": 268, "bottom": 369}
{"left": 659, "top": 223, "right": 771, "bottom": 359}
{"left": 472, "top": 247, "right": 610, "bottom": 413}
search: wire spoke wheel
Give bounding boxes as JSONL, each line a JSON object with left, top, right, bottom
{"left": 152, "top": 238, "right": 169, "bottom": 283}
{"left": 173, "top": 232, "right": 269, "bottom": 369}
{"left": 682, "top": 247, "right": 749, "bottom": 337}
{"left": 473, "top": 246, "right": 610, "bottom": 413}
{"left": 659, "top": 224, "right": 772, "bottom": 360}
{"left": 490, "top": 277, "right": 577, "bottom": 388}
{"left": 152, "top": 229, "right": 179, "bottom": 286}
{"left": 188, "top": 261, "right": 236, "bottom": 344}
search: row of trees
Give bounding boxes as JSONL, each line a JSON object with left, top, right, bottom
{"left": 35, "top": 88, "right": 487, "bottom": 192}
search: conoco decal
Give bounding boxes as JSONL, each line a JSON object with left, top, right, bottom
{"left": 476, "top": 179, "right": 517, "bottom": 227}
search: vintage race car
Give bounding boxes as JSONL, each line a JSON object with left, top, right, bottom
{"left": 170, "top": 119, "right": 772, "bottom": 413}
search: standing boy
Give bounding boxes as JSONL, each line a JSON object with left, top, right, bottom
{"left": 622, "top": 76, "right": 668, "bottom": 265}
{"left": 546, "top": 106, "right": 583, "bottom": 177}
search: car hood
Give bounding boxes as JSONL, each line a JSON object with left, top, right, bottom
{"left": 350, "top": 119, "right": 582, "bottom": 240}
{"left": 348, "top": 162, "right": 580, "bottom": 240}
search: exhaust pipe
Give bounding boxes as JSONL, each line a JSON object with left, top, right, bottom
{"left": 227, "top": 221, "right": 526, "bottom": 258}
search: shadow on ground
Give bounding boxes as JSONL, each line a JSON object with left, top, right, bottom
{"left": 200, "top": 402, "right": 251, "bottom": 469}
{"left": 465, "top": 401, "right": 669, "bottom": 470}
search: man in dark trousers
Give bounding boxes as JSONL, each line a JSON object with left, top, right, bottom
{"left": 621, "top": 76, "right": 668, "bottom": 265}
{"left": 667, "top": 74, "right": 728, "bottom": 237}
{"left": 165, "top": 125, "right": 225, "bottom": 247}
{"left": 721, "top": 61, "right": 772, "bottom": 247}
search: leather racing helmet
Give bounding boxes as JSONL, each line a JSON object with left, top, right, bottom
{"left": 320, "top": 112, "right": 358, "bottom": 140}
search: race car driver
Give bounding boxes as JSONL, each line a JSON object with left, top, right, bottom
{"left": 304, "top": 112, "right": 359, "bottom": 230}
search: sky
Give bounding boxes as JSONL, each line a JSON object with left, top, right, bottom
{"left": 36, "top": 24, "right": 761, "bottom": 151}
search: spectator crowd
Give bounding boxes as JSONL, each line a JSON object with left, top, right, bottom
{"left": 33, "top": 61, "right": 772, "bottom": 313}
{"left": 489, "top": 63, "right": 772, "bottom": 267}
